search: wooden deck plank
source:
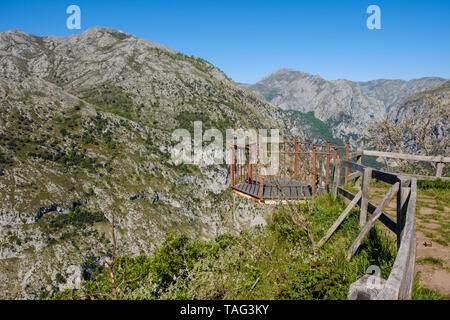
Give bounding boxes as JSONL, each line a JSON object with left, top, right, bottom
{"left": 232, "top": 178, "right": 314, "bottom": 200}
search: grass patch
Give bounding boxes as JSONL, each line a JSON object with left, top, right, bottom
{"left": 417, "top": 180, "right": 450, "bottom": 208}
{"left": 412, "top": 272, "right": 450, "bottom": 300}
{"left": 434, "top": 238, "right": 448, "bottom": 247}
{"left": 417, "top": 256, "right": 444, "bottom": 267}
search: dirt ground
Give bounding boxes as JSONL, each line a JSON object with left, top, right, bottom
{"left": 369, "top": 185, "right": 450, "bottom": 296}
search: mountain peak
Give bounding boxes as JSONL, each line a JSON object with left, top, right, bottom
{"left": 272, "top": 68, "right": 310, "bottom": 77}
{"left": 0, "top": 28, "right": 31, "bottom": 41}
{"left": 2, "top": 28, "right": 26, "bottom": 35}
{"left": 81, "top": 26, "right": 131, "bottom": 37}
{"left": 274, "top": 68, "right": 295, "bottom": 74}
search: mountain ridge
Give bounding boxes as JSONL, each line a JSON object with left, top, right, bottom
{"left": 244, "top": 68, "right": 446, "bottom": 145}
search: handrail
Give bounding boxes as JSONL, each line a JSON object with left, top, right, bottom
{"left": 376, "top": 179, "right": 417, "bottom": 299}
{"left": 357, "top": 150, "right": 450, "bottom": 163}
{"left": 229, "top": 139, "right": 351, "bottom": 199}
{"left": 337, "top": 159, "right": 417, "bottom": 300}
{"left": 349, "top": 149, "right": 449, "bottom": 181}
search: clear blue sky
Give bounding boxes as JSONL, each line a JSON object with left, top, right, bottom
{"left": 0, "top": 0, "right": 449, "bottom": 83}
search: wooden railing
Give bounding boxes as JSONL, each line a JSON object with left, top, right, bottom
{"left": 229, "top": 139, "right": 350, "bottom": 201}
{"left": 350, "top": 150, "right": 450, "bottom": 181}
{"left": 328, "top": 159, "right": 417, "bottom": 300}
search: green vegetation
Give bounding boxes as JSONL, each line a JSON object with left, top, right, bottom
{"left": 38, "top": 206, "right": 107, "bottom": 234}
{"left": 284, "top": 110, "right": 344, "bottom": 146}
{"left": 0, "top": 150, "right": 14, "bottom": 165}
{"left": 0, "top": 150, "right": 14, "bottom": 175}
{"left": 412, "top": 273, "right": 450, "bottom": 300}
{"left": 416, "top": 256, "right": 444, "bottom": 267}
{"left": 28, "top": 148, "right": 98, "bottom": 170}
{"left": 54, "top": 193, "right": 397, "bottom": 300}
{"left": 418, "top": 179, "right": 450, "bottom": 191}
{"left": 78, "top": 85, "right": 136, "bottom": 120}
{"left": 175, "top": 112, "right": 211, "bottom": 135}
{"left": 263, "top": 88, "right": 282, "bottom": 101}
{"left": 415, "top": 179, "right": 450, "bottom": 247}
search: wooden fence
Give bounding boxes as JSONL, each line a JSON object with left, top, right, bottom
{"left": 350, "top": 150, "right": 450, "bottom": 181}
{"left": 328, "top": 159, "right": 418, "bottom": 300}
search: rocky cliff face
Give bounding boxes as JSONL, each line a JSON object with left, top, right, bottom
{"left": 391, "top": 80, "right": 450, "bottom": 120}
{"left": 359, "top": 77, "right": 446, "bottom": 113}
{"left": 389, "top": 80, "right": 450, "bottom": 155}
{"left": 245, "top": 69, "right": 446, "bottom": 146}
{"left": 0, "top": 27, "right": 300, "bottom": 299}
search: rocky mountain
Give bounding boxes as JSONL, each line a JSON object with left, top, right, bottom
{"left": 244, "top": 69, "right": 446, "bottom": 146}
{"left": 0, "top": 27, "right": 300, "bottom": 299}
{"left": 359, "top": 77, "right": 447, "bottom": 113}
{"left": 389, "top": 80, "right": 449, "bottom": 155}
{"left": 391, "top": 80, "right": 450, "bottom": 121}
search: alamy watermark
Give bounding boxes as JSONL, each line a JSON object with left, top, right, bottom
{"left": 64, "top": 5, "right": 381, "bottom": 32}
{"left": 171, "top": 121, "right": 280, "bottom": 175}
{"left": 66, "top": 5, "right": 81, "bottom": 30}
{"left": 366, "top": 265, "right": 384, "bottom": 289}
{"left": 366, "top": 5, "right": 381, "bottom": 30}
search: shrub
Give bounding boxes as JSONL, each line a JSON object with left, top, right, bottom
{"left": 39, "top": 206, "right": 107, "bottom": 234}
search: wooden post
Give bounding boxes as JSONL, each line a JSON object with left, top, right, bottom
{"left": 332, "top": 159, "right": 341, "bottom": 198}
{"left": 259, "top": 147, "right": 264, "bottom": 200}
{"left": 312, "top": 146, "right": 316, "bottom": 196}
{"left": 347, "top": 182, "right": 400, "bottom": 260}
{"left": 360, "top": 167, "right": 372, "bottom": 226}
{"left": 230, "top": 144, "right": 235, "bottom": 187}
{"left": 326, "top": 140, "right": 331, "bottom": 191}
{"left": 247, "top": 146, "right": 252, "bottom": 181}
{"left": 436, "top": 162, "right": 444, "bottom": 178}
{"left": 237, "top": 149, "right": 240, "bottom": 184}
{"left": 333, "top": 149, "right": 338, "bottom": 169}
{"left": 344, "top": 142, "right": 349, "bottom": 186}
{"left": 354, "top": 154, "right": 362, "bottom": 185}
{"left": 396, "top": 177, "right": 411, "bottom": 249}
{"left": 294, "top": 138, "right": 299, "bottom": 179}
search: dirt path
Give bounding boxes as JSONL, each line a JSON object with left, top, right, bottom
{"left": 370, "top": 185, "right": 450, "bottom": 295}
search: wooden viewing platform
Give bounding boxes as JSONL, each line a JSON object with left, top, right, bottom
{"left": 229, "top": 139, "right": 349, "bottom": 202}
{"left": 229, "top": 140, "right": 424, "bottom": 299}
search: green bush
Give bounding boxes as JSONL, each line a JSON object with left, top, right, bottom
{"left": 55, "top": 233, "right": 235, "bottom": 300}
{"left": 39, "top": 206, "right": 107, "bottom": 234}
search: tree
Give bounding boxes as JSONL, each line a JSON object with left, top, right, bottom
{"left": 364, "top": 95, "right": 449, "bottom": 172}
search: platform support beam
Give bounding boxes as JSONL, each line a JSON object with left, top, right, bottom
{"left": 294, "top": 138, "right": 299, "bottom": 179}
{"left": 312, "top": 146, "right": 317, "bottom": 196}
{"left": 344, "top": 142, "right": 350, "bottom": 187}
{"left": 259, "top": 147, "right": 264, "bottom": 200}
{"left": 230, "top": 144, "right": 235, "bottom": 187}
{"left": 326, "top": 140, "right": 331, "bottom": 191}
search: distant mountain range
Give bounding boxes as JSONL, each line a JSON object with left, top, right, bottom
{"left": 242, "top": 69, "right": 446, "bottom": 146}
